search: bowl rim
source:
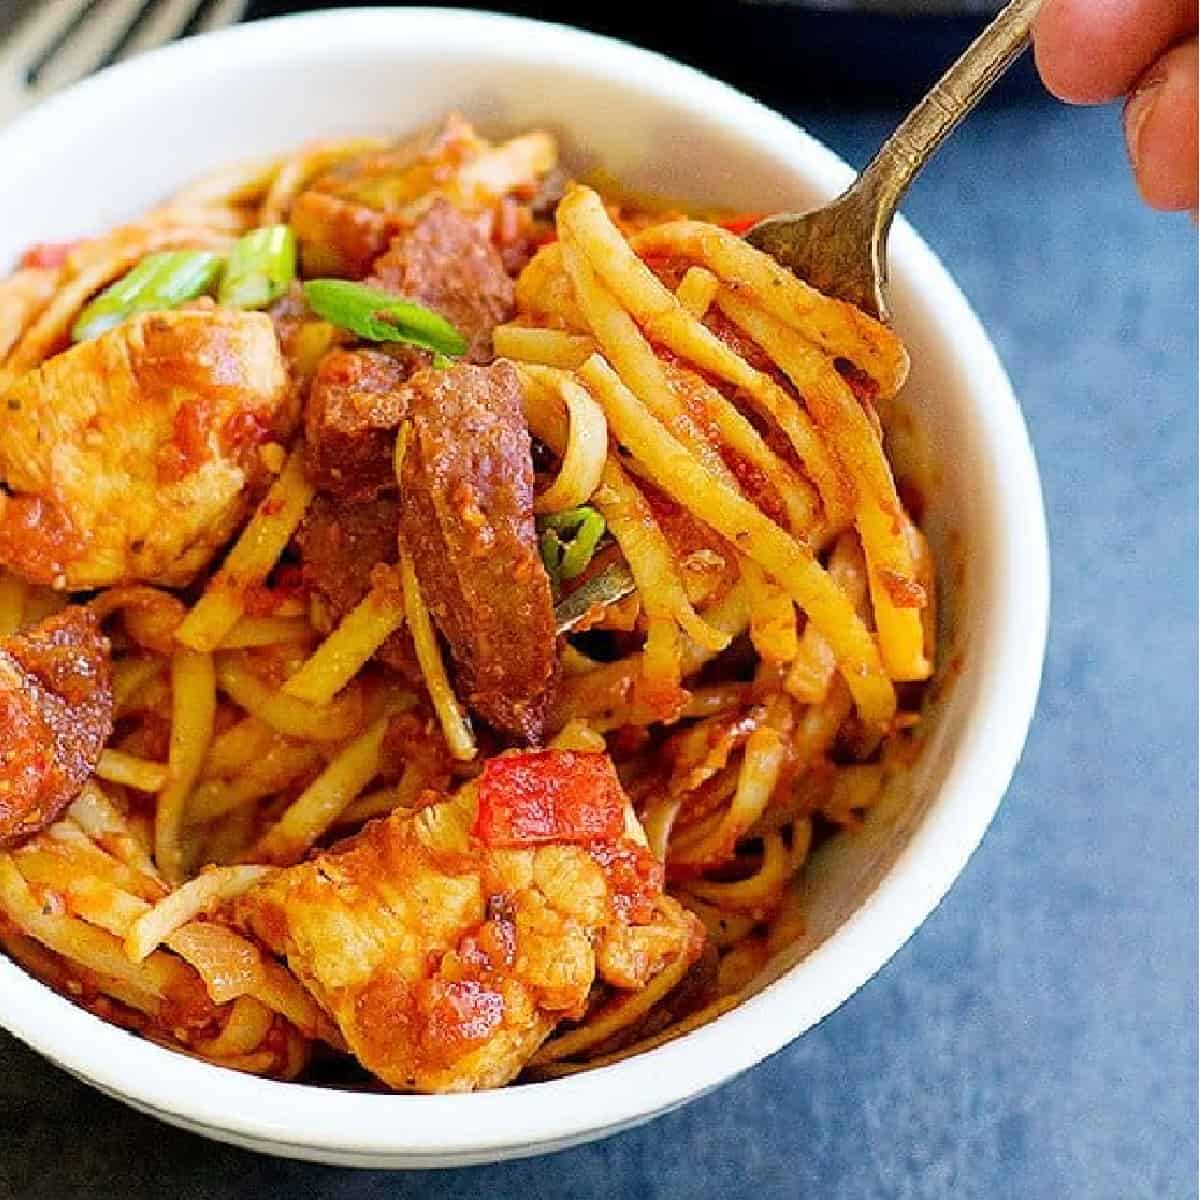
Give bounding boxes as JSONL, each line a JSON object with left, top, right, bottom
{"left": 0, "top": 5, "right": 1049, "bottom": 1159}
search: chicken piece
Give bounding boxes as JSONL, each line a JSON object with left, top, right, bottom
{"left": 399, "top": 362, "right": 557, "bottom": 742}
{"left": 303, "top": 348, "right": 410, "bottom": 500}
{"left": 370, "top": 200, "right": 514, "bottom": 363}
{"left": 0, "top": 607, "right": 113, "bottom": 843}
{"left": 0, "top": 309, "right": 289, "bottom": 589}
{"left": 295, "top": 492, "right": 418, "bottom": 681}
{"left": 235, "top": 752, "right": 703, "bottom": 1092}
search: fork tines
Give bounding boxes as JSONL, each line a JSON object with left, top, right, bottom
{"left": 4, "top": 0, "right": 243, "bottom": 108}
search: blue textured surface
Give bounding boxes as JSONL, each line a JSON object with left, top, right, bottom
{"left": 1, "top": 94, "right": 1195, "bottom": 1200}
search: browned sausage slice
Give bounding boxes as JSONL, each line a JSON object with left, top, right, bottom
{"left": 296, "top": 492, "right": 419, "bottom": 682}
{"left": 399, "top": 362, "right": 556, "bottom": 742}
{"left": 303, "top": 348, "right": 410, "bottom": 501}
{"left": 0, "top": 606, "right": 113, "bottom": 844}
{"left": 371, "top": 200, "right": 514, "bottom": 363}
{"left": 302, "top": 204, "right": 515, "bottom": 499}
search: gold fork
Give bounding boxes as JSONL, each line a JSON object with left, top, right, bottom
{"left": 745, "top": 0, "right": 1045, "bottom": 322}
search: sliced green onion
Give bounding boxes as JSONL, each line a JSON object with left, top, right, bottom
{"left": 218, "top": 225, "right": 296, "bottom": 310}
{"left": 538, "top": 506, "right": 607, "bottom": 585}
{"left": 539, "top": 529, "right": 564, "bottom": 588}
{"left": 71, "top": 251, "right": 223, "bottom": 342}
{"left": 302, "top": 279, "right": 467, "bottom": 357}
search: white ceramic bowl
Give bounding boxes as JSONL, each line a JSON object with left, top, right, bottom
{"left": 0, "top": 7, "right": 1049, "bottom": 1168}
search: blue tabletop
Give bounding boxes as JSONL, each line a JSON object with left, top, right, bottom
{"left": 1, "top": 86, "right": 1195, "bottom": 1200}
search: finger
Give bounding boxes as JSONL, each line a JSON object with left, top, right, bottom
{"left": 1033, "top": 0, "right": 1196, "bottom": 104}
{"left": 1125, "top": 37, "right": 1199, "bottom": 211}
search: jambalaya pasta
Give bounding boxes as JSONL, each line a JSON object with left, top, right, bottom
{"left": 0, "top": 113, "right": 932, "bottom": 1093}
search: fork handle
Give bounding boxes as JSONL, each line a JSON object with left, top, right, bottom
{"left": 855, "top": 0, "right": 1045, "bottom": 229}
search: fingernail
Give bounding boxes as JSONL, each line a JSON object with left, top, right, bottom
{"left": 1124, "top": 75, "right": 1164, "bottom": 169}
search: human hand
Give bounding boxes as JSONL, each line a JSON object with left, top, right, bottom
{"left": 1033, "top": 0, "right": 1198, "bottom": 211}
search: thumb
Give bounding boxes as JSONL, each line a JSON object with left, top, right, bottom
{"left": 1124, "top": 37, "right": 1199, "bottom": 212}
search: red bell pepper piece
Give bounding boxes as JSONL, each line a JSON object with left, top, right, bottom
{"left": 18, "top": 241, "right": 80, "bottom": 270}
{"left": 716, "top": 213, "right": 768, "bottom": 236}
{"left": 473, "top": 749, "right": 626, "bottom": 848}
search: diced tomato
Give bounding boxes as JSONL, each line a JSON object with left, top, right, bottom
{"left": 716, "top": 213, "right": 767, "bottom": 236}
{"left": 0, "top": 495, "right": 85, "bottom": 585}
{"left": 473, "top": 749, "right": 626, "bottom": 848}
{"left": 416, "top": 977, "right": 505, "bottom": 1066}
{"left": 588, "top": 839, "right": 663, "bottom": 924}
{"left": 157, "top": 397, "right": 215, "bottom": 484}
{"left": 18, "top": 241, "right": 80, "bottom": 270}
{"left": 220, "top": 408, "right": 274, "bottom": 460}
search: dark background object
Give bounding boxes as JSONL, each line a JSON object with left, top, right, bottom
{"left": 244, "top": 0, "right": 1043, "bottom": 104}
